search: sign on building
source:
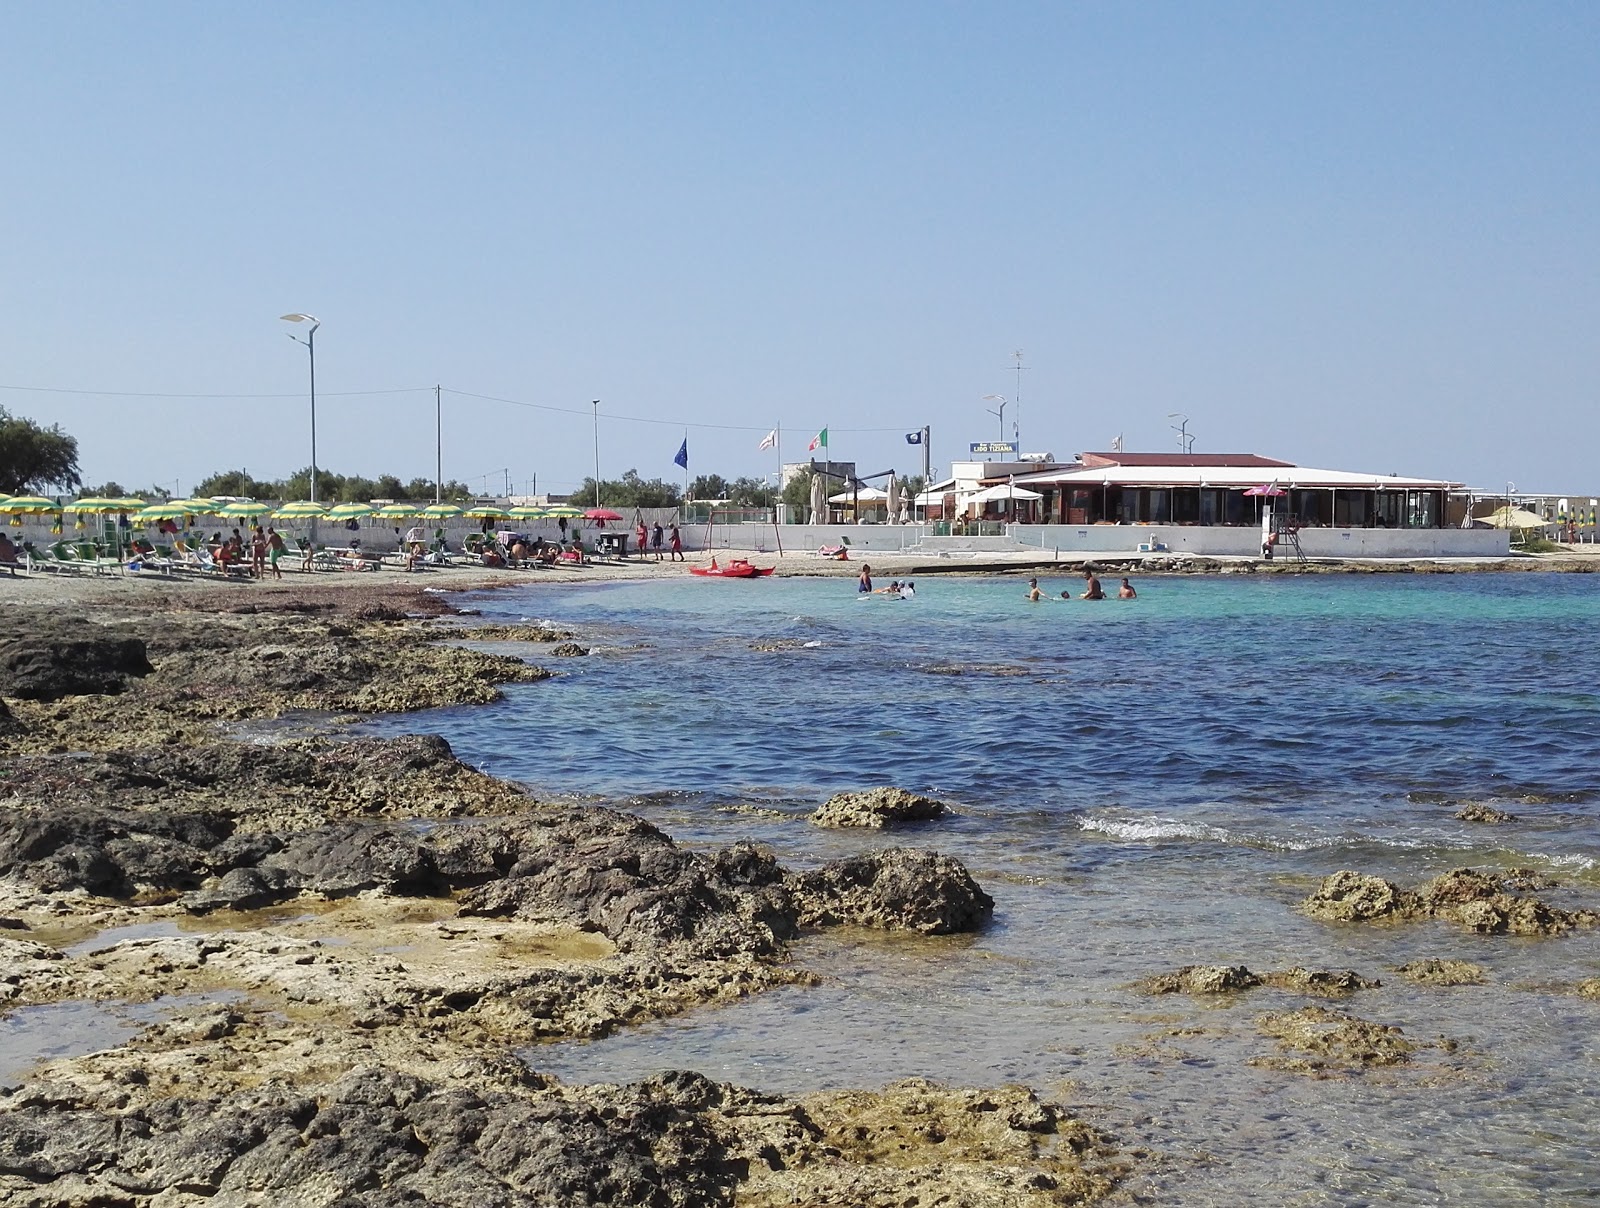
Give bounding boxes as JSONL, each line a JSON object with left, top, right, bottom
{"left": 969, "top": 441, "right": 1018, "bottom": 456}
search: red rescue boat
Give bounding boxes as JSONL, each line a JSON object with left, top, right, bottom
{"left": 690, "top": 557, "right": 774, "bottom": 578}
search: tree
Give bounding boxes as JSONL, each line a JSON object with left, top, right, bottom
{"left": 78, "top": 481, "right": 127, "bottom": 498}
{"left": 0, "top": 406, "right": 82, "bottom": 495}
{"left": 193, "top": 469, "right": 275, "bottom": 498}
{"left": 688, "top": 473, "right": 730, "bottom": 501}
{"left": 727, "top": 476, "right": 777, "bottom": 507}
{"left": 574, "top": 470, "right": 681, "bottom": 509}
{"left": 782, "top": 468, "right": 815, "bottom": 511}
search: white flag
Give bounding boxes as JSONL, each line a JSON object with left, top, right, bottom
{"left": 1111, "top": 433, "right": 1123, "bottom": 452}
{"left": 758, "top": 429, "right": 778, "bottom": 451}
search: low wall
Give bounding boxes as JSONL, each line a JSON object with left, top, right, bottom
{"left": 1013, "top": 524, "right": 1510, "bottom": 559}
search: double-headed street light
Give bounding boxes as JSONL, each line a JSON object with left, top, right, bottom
{"left": 281, "top": 314, "right": 321, "bottom": 502}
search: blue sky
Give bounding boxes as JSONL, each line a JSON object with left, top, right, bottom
{"left": 2, "top": 2, "right": 1595, "bottom": 496}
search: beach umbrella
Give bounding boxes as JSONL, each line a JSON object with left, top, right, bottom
{"left": 324, "top": 502, "right": 375, "bottom": 520}
{"left": 541, "top": 505, "right": 583, "bottom": 518}
{"left": 415, "top": 503, "right": 463, "bottom": 521}
{"left": 1243, "top": 484, "right": 1285, "bottom": 497}
{"left": 584, "top": 507, "right": 623, "bottom": 522}
{"left": 506, "top": 505, "right": 547, "bottom": 520}
{"left": 107, "top": 496, "right": 147, "bottom": 510}
{"left": 461, "top": 504, "right": 510, "bottom": 520}
{"left": 273, "top": 500, "right": 327, "bottom": 520}
{"left": 372, "top": 503, "right": 417, "bottom": 520}
{"left": 134, "top": 501, "right": 198, "bottom": 522}
{"left": 213, "top": 500, "right": 265, "bottom": 519}
{"left": 885, "top": 474, "right": 900, "bottom": 524}
{"left": 1483, "top": 506, "right": 1552, "bottom": 530}
{"left": 0, "top": 495, "right": 62, "bottom": 513}
{"left": 69, "top": 496, "right": 124, "bottom": 514}
{"left": 808, "top": 474, "right": 825, "bottom": 525}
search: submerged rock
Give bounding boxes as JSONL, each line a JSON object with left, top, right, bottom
{"left": 1253, "top": 1006, "right": 1418, "bottom": 1074}
{"left": 1394, "top": 959, "right": 1489, "bottom": 987}
{"left": 810, "top": 786, "right": 950, "bottom": 829}
{"left": 1454, "top": 802, "right": 1518, "bottom": 824}
{"left": 1139, "top": 965, "right": 1377, "bottom": 996}
{"left": 550, "top": 642, "right": 589, "bottom": 656}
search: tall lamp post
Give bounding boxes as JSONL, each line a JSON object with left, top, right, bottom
{"left": 592, "top": 400, "right": 601, "bottom": 508}
{"left": 1168, "top": 412, "right": 1194, "bottom": 454}
{"left": 982, "top": 395, "right": 1007, "bottom": 447}
{"left": 280, "top": 314, "right": 321, "bottom": 502}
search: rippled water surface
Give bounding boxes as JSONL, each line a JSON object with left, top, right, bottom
{"left": 371, "top": 572, "right": 1600, "bottom": 1204}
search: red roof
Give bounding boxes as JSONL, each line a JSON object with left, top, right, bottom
{"left": 1078, "top": 452, "right": 1295, "bottom": 469}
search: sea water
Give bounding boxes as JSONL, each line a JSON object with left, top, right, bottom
{"left": 369, "top": 572, "right": 1600, "bottom": 1204}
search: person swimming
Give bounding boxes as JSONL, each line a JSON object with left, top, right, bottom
{"left": 1025, "top": 577, "right": 1042, "bottom": 602}
{"left": 1118, "top": 577, "right": 1137, "bottom": 599}
{"left": 858, "top": 564, "right": 873, "bottom": 593}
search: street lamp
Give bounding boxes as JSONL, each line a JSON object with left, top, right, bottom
{"left": 982, "top": 395, "right": 1007, "bottom": 445}
{"left": 1168, "top": 412, "right": 1194, "bottom": 454}
{"left": 281, "top": 314, "right": 320, "bottom": 502}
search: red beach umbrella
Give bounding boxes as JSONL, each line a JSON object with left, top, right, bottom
{"left": 584, "top": 508, "right": 623, "bottom": 521}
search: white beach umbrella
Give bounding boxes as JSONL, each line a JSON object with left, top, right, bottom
{"left": 885, "top": 473, "right": 900, "bottom": 523}
{"left": 809, "top": 474, "right": 825, "bottom": 525}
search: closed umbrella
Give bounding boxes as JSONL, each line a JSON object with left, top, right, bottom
{"left": 885, "top": 474, "right": 900, "bottom": 524}
{"left": 809, "top": 474, "right": 825, "bottom": 525}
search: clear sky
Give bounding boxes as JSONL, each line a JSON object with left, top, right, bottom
{"left": 3, "top": 2, "right": 1596, "bottom": 497}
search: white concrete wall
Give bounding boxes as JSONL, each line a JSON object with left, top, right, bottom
{"left": 1013, "top": 524, "right": 1510, "bottom": 559}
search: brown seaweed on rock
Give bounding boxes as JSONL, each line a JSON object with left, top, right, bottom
{"left": 1139, "top": 965, "right": 1378, "bottom": 997}
{"left": 1252, "top": 1006, "right": 1420, "bottom": 1075}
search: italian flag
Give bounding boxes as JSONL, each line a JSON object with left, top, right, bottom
{"left": 808, "top": 427, "right": 828, "bottom": 451}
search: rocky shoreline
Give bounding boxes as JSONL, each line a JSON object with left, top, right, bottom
{"left": 0, "top": 590, "right": 1124, "bottom": 1206}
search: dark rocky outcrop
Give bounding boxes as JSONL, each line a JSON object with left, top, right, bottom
{"left": 789, "top": 848, "right": 994, "bottom": 935}
{"left": 1455, "top": 802, "right": 1517, "bottom": 824}
{"left": 1394, "top": 958, "right": 1489, "bottom": 986}
{"left": 809, "top": 786, "right": 950, "bottom": 829}
{"left": 1252, "top": 1006, "right": 1420, "bottom": 1074}
{"left": 0, "top": 629, "right": 152, "bottom": 700}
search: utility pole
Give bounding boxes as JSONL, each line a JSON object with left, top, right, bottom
{"left": 434, "top": 385, "right": 442, "bottom": 503}
{"left": 1010, "top": 350, "right": 1029, "bottom": 451}
{"left": 592, "top": 401, "right": 601, "bottom": 508}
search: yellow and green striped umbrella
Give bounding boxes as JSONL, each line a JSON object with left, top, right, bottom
{"left": 540, "top": 505, "right": 584, "bottom": 518}
{"left": 415, "top": 503, "right": 463, "bottom": 520}
{"left": 69, "top": 496, "right": 125, "bottom": 513}
{"left": 213, "top": 500, "right": 265, "bottom": 519}
{"left": 461, "top": 504, "right": 510, "bottom": 520}
{"left": 506, "top": 505, "right": 547, "bottom": 520}
{"left": 0, "top": 495, "right": 62, "bottom": 513}
{"left": 324, "top": 502, "right": 375, "bottom": 520}
{"left": 372, "top": 503, "right": 417, "bottom": 520}
{"left": 273, "top": 500, "right": 327, "bottom": 520}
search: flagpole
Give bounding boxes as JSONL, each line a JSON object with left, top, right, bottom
{"left": 682, "top": 430, "right": 689, "bottom": 501}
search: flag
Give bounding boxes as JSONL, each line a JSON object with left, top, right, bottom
{"left": 673, "top": 438, "right": 688, "bottom": 469}
{"left": 808, "top": 427, "right": 828, "bottom": 452}
{"left": 905, "top": 430, "right": 923, "bottom": 445}
{"left": 758, "top": 429, "right": 777, "bottom": 451}
{"left": 1110, "top": 434, "right": 1123, "bottom": 452}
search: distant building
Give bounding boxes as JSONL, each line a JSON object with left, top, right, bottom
{"left": 781, "top": 458, "right": 857, "bottom": 488}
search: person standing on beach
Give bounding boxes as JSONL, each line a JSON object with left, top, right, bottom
{"left": 651, "top": 522, "right": 664, "bottom": 561}
{"left": 636, "top": 519, "right": 648, "bottom": 558}
{"left": 669, "top": 524, "right": 683, "bottom": 561}
{"left": 250, "top": 526, "right": 267, "bottom": 578}
{"left": 266, "top": 528, "right": 287, "bottom": 580}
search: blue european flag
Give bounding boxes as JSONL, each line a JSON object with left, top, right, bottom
{"left": 673, "top": 438, "right": 688, "bottom": 469}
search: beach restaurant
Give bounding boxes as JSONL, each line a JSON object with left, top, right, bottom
{"left": 1003, "top": 452, "right": 1470, "bottom": 531}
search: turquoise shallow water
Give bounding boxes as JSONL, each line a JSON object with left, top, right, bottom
{"left": 370, "top": 572, "right": 1600, "bottom": 1204}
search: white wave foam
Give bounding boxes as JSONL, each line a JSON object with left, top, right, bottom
{"left": 1077, "top": 817, "right": 1232, "bottom": 843}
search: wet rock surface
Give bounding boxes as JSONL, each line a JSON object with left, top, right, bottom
{"left": 0, "top": 606, "right": 548, "bottom": 754}
{"left": 810, "top": 785, "right": 951, "bottom": 829}
{"left": 0, "top": 593, "right": 1121, "bottom": 1204}
{"left": 1251, "top": 1007, "right": 1438, "bottom": 1076}
{"left": 0, "top": 626, "right": 153, "bottom": 700}
{"left": 1454, "top": 802, "right": 1518, "bottom": 824}
{"left": 0, "top": 1067, "right": 1118, "bottom": 1208}
{"left": 1139, "top": 965, "right": 1379, "bottom": 996}
{"left": 1300, "top": 867, "right": 1599, "bottom": 935}
{"left": 1394, "top": 959, "right": 1489, "bottom": 987}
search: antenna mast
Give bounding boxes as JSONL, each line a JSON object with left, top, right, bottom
{"left": 1011, "top": 349, "right": 1029, "bottom": 451}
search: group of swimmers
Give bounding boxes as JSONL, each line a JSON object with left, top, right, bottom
{"left": 856, "top": 565, "right": 915, "bottom": 597}
{"left": 1026, "top": 570, "right": 1135, "bottom": 601}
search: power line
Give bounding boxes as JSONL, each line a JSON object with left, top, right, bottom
{"left": 0, "top": 383, "right": 429, "bottom": 400}
{"left": 2, "top": 379, "right": 920, "bottom": 434}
